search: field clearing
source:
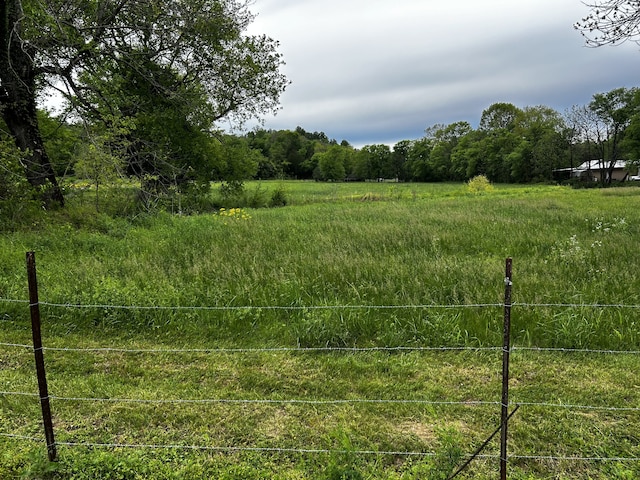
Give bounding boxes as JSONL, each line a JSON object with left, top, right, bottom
{"left": 1, "top": 182, "right": 640, "bottom": 478}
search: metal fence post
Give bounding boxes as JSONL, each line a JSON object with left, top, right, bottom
{"left": 26, "top": 251, "right": 57, "bottom": 462}
{"left": 500, "top": 257, "right": 513, "bottom": 479}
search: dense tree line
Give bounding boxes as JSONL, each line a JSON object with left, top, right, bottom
{"left": 3, "top": 86, "right": 640, "bottom": 215}
{"left": 241, "top": 88, "right": 640, "bottom": 185}
{"left": 3, "top": 87, "right": 639, "bottom": 209}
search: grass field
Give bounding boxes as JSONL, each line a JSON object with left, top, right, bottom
{"left": 1, "top": 181, "right": 640, "bottom": 478}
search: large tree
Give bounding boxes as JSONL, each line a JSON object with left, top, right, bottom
{"left": 509, "top": 106, "right": 567, "bottom": 182}
{"left": 0, "top": 0, "right": 64, "bottom": 204}
{"left": 424, "top": 121, "right": 472, "bottom": 181}
{"left": 575, "top": 0, "right": 640, "bottom": 46}
{"left": 314, "top": 145, "right": 348, "bottom": 182}
{"left": 0, "top": 0, "right": 288, "bottom": 206}
{"left": 353, "top": 144, "right": 392, "bottom": 181}
{"left": 589, "top": 87, "right": 639, "bottom": 184}
{"left": 476, "top": 103, "right": 522, "bottom": 183}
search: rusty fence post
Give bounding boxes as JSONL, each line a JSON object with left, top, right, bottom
{"left": 26, "top": 252, "right": 57, "bottom": 462}
{"left": 500, "top": 258, "right": 513, "bottom": 480}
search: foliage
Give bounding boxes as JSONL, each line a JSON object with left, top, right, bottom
{"left": 216, "top": 136, "right": 261, "bottom": 182}
{"left": 0, "top": 139, "right": 28, "bottom": 200}
{"left": 588, "top": 87, "right": 640, "bottom": 184}
{"left": 219, "top": 180, "right": 247, "bottom": 205}
{"left": 479, "top": 102, "right": 520, "bottom": 131}
{"left": 74, "top": 137, "right": 126, "bottom": 212}
{"left": 268, "top": 184, "right": 289, "bottom": 207}
{"left": 37, "top": 110, "right": 82, "bottom": 177}
{"left": 466, "top": 175, "right": 494, "bottom": 194}
{"left": 315, "top": 145, "right": 350, "bottom": 181}
{"left": 353, "top": 144, "right": 393, "bottom": 180}
{"left": 0, "top": 140, "right": 41, "bottom": 230}
{"left": 246, "top": 127, "right": 339, "bottom": 179}
{"left": 1, "top": 0, "right": 288, "bottom": 205}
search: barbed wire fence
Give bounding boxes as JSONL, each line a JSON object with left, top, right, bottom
{"left": 1, "top": 253, "right": 639, "bottom": 478}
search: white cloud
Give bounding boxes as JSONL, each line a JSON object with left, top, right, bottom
{"left": 244, "top": 0, "right": 640, "bottom": 146}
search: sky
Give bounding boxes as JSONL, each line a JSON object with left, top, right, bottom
{"left": 244, "top": 0, "right": 640, "bottom": 147}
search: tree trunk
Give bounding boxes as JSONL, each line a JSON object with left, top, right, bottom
{"left": 1, "top": 90, "right": 65, "bottom": 207}
{"left": 0, "top": 0, "right": 64, "bottom": 207}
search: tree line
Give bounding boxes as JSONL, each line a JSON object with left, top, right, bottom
{"left": 2, "top": 87, "right": 639, "bottom": 209}
{"left": 245, "top": 88, "right": 640, "bottom": 185}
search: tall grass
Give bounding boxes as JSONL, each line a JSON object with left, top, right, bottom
{"left": 1, "top": 182, "right": 639, "bottom": 349}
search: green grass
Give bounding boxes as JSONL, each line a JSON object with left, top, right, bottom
{"left": 1, "top": 181, "right": 640, "bottom": 478}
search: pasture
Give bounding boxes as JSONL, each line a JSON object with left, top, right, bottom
{"left": 1, "top": 181, "right": 639, "bottom": 478}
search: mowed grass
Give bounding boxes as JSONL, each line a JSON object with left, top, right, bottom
{"left": 1, "top": 181, "right": 640, "bottom": 478}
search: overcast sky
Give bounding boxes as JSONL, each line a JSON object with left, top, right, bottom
{"left": 244, "top": 0, "right": 640, "bottom": 147}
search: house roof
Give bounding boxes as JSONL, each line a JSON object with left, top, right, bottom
{"left": 574, "top": 160, "right": 628, "bottom": 171}
{"left": 554, "top": 160, "right": 629, "bottom": 173}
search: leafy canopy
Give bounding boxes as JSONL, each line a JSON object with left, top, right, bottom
{"left": 1, "top": 0, "right": 288, "bottom": 203}
{"left": 23, "top": 0, "right": 287, "bottom": 124}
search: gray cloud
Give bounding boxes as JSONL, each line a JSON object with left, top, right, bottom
{"left": 245, "top": 0, "right": 640, "bottom": 146}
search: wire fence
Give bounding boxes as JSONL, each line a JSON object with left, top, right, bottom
{"left": 3, "top": 339, "right": 640, "bottom": 355}
{"left": 5, "top": 433, "right": 640, "bottom": 463}
{"left": 1, "top": 257, "right": 640, "bottom": 478}
{"left": 2, "top": 387, "right": 640, "bottom": 413}
{"left": 5, "top": 296, "right": 640, "bottom": 310}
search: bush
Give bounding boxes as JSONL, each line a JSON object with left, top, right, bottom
{"left": 268, "top": 184, "right": 288, "bottom": 207}
{"left": 466, "top": 175, "right": 494, "bottom": 194}
{"left": 245, "top": 183, "right": 268, "bottom": 208}
{"left": 218, "top": 180, "right": 246, "bottom": 206}
{"left": 177, "top": 179, "right": 214, "bottom": 213}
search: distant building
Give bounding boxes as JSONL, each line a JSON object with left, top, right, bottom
{"left": 553, "top": 160, "right": 630, "bottom": 182}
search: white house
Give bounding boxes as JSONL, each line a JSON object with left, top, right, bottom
{"left": 554, "top": 160, "right": 630, "bottom": 182}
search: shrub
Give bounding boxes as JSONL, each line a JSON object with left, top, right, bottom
{"left": 466, "top": 175, "right": 494, "bottom": 194}
{"left": 245, "top": 182, "right": 268, "bottom": 208}
{"left": 219, "top": 180, "right": 245, "bottom": 199}
{"left": 268, "top": 184, "right": 288, "bottom": 207}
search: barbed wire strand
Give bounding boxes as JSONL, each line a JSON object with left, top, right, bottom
{"left": 0, "top": 298, "right": 29, "bottom": 304}
{"left": 3, "top": 297, "right": 640, "bottom": 310}
{"left": 2, "top": 434, "right": 638, "bottom": 463}
{"left": 510, "top": 454, "right": 640, "bottom": 462}
{"left": 40, "top": 345, "right": 501, "bottom": 353}
{"left": 3, "top": 300, "right": 504, "bottom": 310}
{"left": 58, "top": 441, "right": 441, "bottom": 457}
{"left": 514, "top": 302, "right": 640, "bottom": 309}
{"left": 511, "top": 402, "right": 640, "bottom": 412}
{"left": 512, "top": 347, "right": 640, "bottom": 355}
{"left": 0, "top": 342, "right": 478, "bottom": 352}
{"left": 46, "top": 396, "right": 499, "bottom": 406}
{"left": 3, "top": 391, "right": 637, "bottom": 413}
{"left": 0, "top": 342, "right": 32, "bottom": 349}
{"left": 43, "top": 397, "right": 640, "bottom": 412}
{"left": 0, "top": 391, "right": 39, "bottom": 398}
{"left": 3, "top": 341, "right": 640, "bottom": 356}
